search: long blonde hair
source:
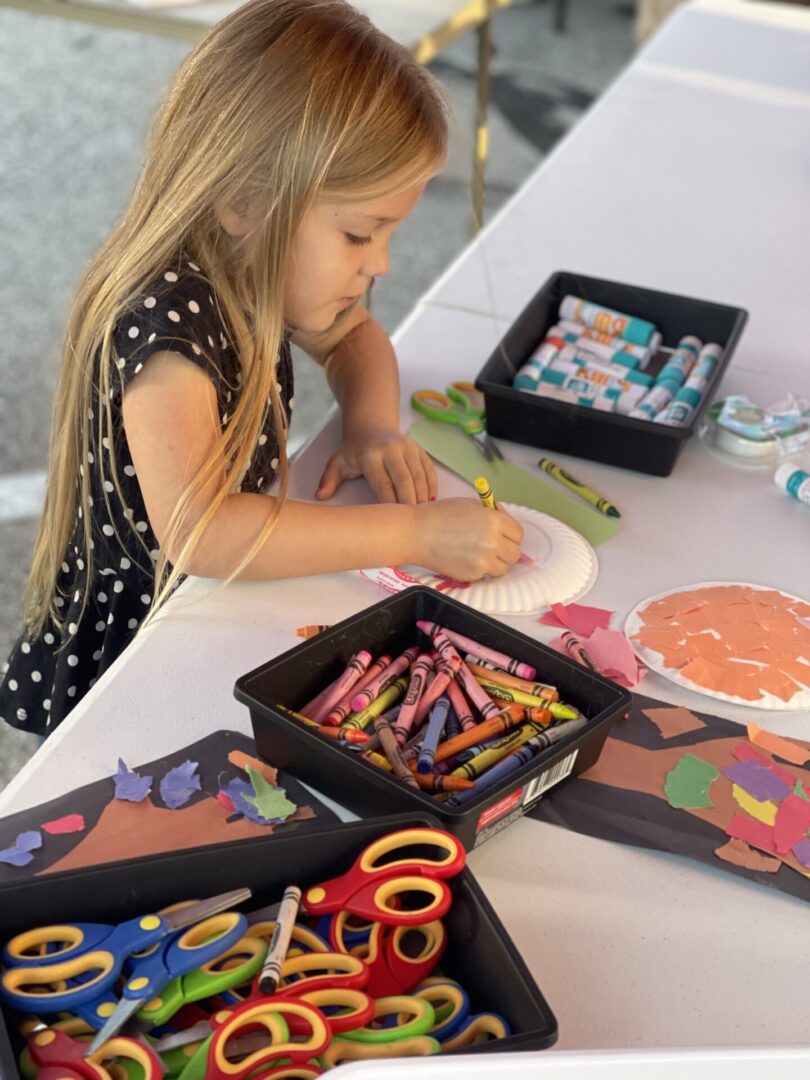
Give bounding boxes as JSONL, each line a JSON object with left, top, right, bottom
{"left": 24, "top": 0, "right": 448, "bottom": 637}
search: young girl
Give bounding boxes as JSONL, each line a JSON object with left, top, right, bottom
{"left": 1, "top": 0, "right": 523, "bottom": 738}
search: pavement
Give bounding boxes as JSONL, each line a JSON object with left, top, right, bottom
{"left": 0, "top": 0, "right": 636, "bottom": 792}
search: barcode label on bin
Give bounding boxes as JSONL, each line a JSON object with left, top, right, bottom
{"left": 523, "top": 750, "right": 578, "bottom": 806}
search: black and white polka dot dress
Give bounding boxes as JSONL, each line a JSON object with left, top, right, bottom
{"left": 0, "top": 255, "right": 293, "bottom": 737}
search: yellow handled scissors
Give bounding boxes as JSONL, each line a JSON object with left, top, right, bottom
{"left": 411, "top": 381, "right": 503, "bottom": 461}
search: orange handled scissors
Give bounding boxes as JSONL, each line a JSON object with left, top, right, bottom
{"left": 302, "top": 828, "right": 465, "bottom": 926}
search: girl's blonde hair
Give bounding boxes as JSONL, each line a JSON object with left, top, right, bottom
{"left": 24, "top": 0, "right": 448, "bottom": 637}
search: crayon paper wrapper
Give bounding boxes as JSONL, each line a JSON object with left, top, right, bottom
{"left": 359, "top": 566, "right": 423, "bottom": 594}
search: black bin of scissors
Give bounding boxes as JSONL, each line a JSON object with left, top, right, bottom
{"left": 0, "top": 814, "right": 558, "bottom": 1073}
{"left": 475, "top": 270, "right": 747, "bottom": 476}
{"left": 236, "top": 587, "right": 629, "bottom": 852}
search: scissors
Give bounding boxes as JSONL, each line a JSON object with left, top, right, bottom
{"left": 84, "top": 909, "right": 250, "bottom": 1054}
{"left": 301, "top": 827, "right": 465, "bottom": 927}
{"left": 332, "top": 914, "right": 446, "bottom": 997}
{"left": 25, "top": 1028, "right": 164, "bottom": 1080}
{"left": 1, "top": 890, "right": 251, "bottom": 1030}
{"left": 174, "top": 997, "right": 332, "bottom": 1080}
{"left": 412, "top": 978, "right": 471, "bottom": 1041}
{"left": 411, "top": 381, "right": 503, "bottom": 461}
{"left": 320, "top": 1033, "right": 440, "bottom": 1068}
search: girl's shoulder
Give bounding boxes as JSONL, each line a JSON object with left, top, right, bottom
{"left": 111, "top": 254, "right": 235, "bottom": 391}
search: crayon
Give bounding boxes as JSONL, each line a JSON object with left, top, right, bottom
{"left": 258, "top": 885, "right": 302, "bottom": 995}
{"left": 560, "top": 631, "right": 598, "bottom": 672}
{"left": 478, "top": 679, "right": 579, "bottom": 720}
{"left": 474, "top": 476, "right": 496, "bottom": 509}
{"left": 412, "top": 772, "right": 475, "bottom": 793}
{"left": 537, "top": 457, "right": 620, "bottom": 519}
{"left": 296, "top": 625, "right": 331, "bottom": 638}
{"left": 349, "top": 647, "right": 418, "bottom": 713}
{"left": 309, "top": 650, "right": 373, "bottom": 724}
{"left": 449, "top": 721, "right": 550, "bottom": 780}
{"left": 362, "top": 750, "right": 393, "bottom": 772}
{"left": 417, "top": 621, "right": 536, "bottom": 681}
{"left": 448, "top": 716, "right": 589, "bottom": 805}
{"left": 374, "top": 713, "right": 420, "bottom": 789}
{"left": 417, "top": 696, "right": 451, "bottom": 774}
{"left": 431, "top": 632, "right": 503, "bottom": 722}
{"left": 446, "top": 678, "right": 477, "bottom": 732}
{"left": 342, "top": 676, "right": 408, "bottom": 731}
{"left": 465, "top": 659, "right": 559, "bottom": 702}
{"left": 433, "top": 709, "right": 522, "bottom": 765}
{"left": 505, "top": 703, "right": 566, "bottom": 725}
{"left": 413, "top": 655, "right": 462, "bottom": 727}
{"left": 393, "top": 653, "right": 433, "bottom": 746}
{"left": 443, "top": 701, "right": 461, "bottom": 741}
{"left": 277, "top": 706, "right": 370, "bottom": 744}
{"left": 322, "top": 653, "right": 392, "bottom": 726}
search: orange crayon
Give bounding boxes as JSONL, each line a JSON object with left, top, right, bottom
{"left": 432, "top": 709, "right": 522, "bottom": 765}
{"left": 466, "top": 661, "right": 559, "bottom": 703}
{"left": 412, "top": 772, "right": 475, "bottom": 793}
{"left": 296, "top": 625, "right": 331, "bottom": 638}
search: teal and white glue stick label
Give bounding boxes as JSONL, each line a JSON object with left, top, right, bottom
{"left": 558, "top": 296, "right": 657, "bottom": 347}
{"left": 630, "top": 380, "right": 678, "bottom": 421}
{"left": 774, "top": 463, "right": 810, "bottom": 506}
{"left": 659, "top": 385, "right": 704, "bottom": 426}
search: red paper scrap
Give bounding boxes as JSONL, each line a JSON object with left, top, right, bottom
{"left": 217, "top": 790, "right": 236, "bottom": 813}
{"left": 583, "top": 627, "right": 645, "bottom": 688}
{"left": 540, "top": 602, "right": 614, "bottom": 636}
{"left": 773, "top": 794, "right": 810, "bottom": 855}
{"left": 41, "top": 814, "right": 86, "bottom": 835}
{"left": 726, "top": 812, "right": 777, "bottom": 854}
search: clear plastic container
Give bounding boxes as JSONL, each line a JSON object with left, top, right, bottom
{"left": 699, "top": 395, "right": 810, "bottom": 466}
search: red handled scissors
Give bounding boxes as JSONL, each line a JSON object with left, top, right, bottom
{"left": 25, "top": 1028, "right": 163, "bottom": 1079}
{"left": 302, "top": 828, "right": 465, "bottom": 926}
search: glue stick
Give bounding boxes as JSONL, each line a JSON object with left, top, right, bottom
{"left": 559, "top": 296, "right": 657, "bottom": 346}
{"left": 774, "top": 462, "right": 810, "bottom": 506}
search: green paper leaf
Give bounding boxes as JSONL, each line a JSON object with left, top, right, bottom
{"left": 243, "top": 765, "right": 297, "bottom": 822}
{"left": 665, "top": 753, "right": 719, "bottom": 809}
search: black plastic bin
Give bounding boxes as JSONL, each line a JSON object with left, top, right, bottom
{"left": 475, "top": 270, "right": 748, "bottom": 476}
{"left": 236, "top": 588, "right": 630, "bottom": 851}
{"left": 0, "top": 814, "right": 558, "bottom": 1076}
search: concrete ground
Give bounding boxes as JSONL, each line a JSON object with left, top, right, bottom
{"left": 0, "top": 0, "right": 636, "bottom": 792}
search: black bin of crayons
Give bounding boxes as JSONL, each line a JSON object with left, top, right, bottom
{"left": 0, "top": 814, "right": 558, "bottom": 1074}
{"left": 236, "top": 588, "right": 630, "bottom": 852}
{"left": 475, "top": 270, "right": 748, "bottom": 476}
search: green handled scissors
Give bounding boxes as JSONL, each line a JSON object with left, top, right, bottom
{"left": 411, "top": 381, "right": 503, "bottom": 461}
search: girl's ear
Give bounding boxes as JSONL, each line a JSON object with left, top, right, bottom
{"left": 216, "top": 195, "right": 262, "bottom": 237}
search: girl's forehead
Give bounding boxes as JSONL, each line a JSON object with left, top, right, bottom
{"left": 321, "top": 182, "right": 429, "bottom": 224}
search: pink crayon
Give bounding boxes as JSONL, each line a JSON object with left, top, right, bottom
{"left": 416, "top": 620, "right": 536, "bottom": 681}
{"left": 430, "top": 630, "right": 503, "bottom": 722}
{"left": 309, "top": 650, "right": 372, "bottom": 724}
{"left": 350, "top": 646, "right": 419, "bottom": 713}
{"left": 413, "top": 655, "right": 462, "bottom": 727}
{"left": 321, "top": 653, "right": 392, "bottom": 726}
{"left": 393, "top": 653, "right": 434, "bottom": 746}
{"left": 446, "top": 677, "right": 477, "bottom": 732}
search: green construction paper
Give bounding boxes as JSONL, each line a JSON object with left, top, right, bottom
{"left": 408, "top": 419, "right": 620, "bottom": 546}
{"left": 664, "top": 753, "right": 719, "bottom": 809}
{"left": 795, "top": 780, "right": 808, "bottom": 801}
{"left": 244, "top": 765, "right": 297, "bottom": 822}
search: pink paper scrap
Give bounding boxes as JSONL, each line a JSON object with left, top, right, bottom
{"left": 41, "top": 813, "right": 86, "bottom": 835}
{"left": 773, "top": 794, "right": 810, "bottom": 855}
{"left": 726, "top": 812, "right": 777, "bottom": 854}
{"left": 540, "top": 602, "right": 614, "bottom": 636}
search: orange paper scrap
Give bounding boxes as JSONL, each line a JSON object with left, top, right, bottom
{"left": 642, "top": 706, "right": 706, "bottom": 740}
{"left": 747, "top": 724, "right": 810, "bottom": 767}
{"left": 714, "top": 837, "right": 781, "bottom": 873}
{"left": 227, "top": 750, "right": 278, "bottom": 786}
{"left": 633, "top": 584, "right": 810, "bottom": 704}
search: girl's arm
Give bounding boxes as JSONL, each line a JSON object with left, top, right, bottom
{"left": 122, "top": 351, "right": 522, "bottom": 582}
{"left": 292, "top": 306, "right": 437, "bottom": 505}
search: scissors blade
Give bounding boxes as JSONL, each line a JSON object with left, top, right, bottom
{"left": 85, "top": 995, "right": 143, "bottom": 1056}
{"left": 163, "top": 888, "right": 252, "bottom": 931}
{"left": 484, "top": 434, "right": 504, "bottom": 460}
{"left": 154, "top": 1020, "right": 212, "bottom": 1052}
{"left": 470, "top": 434, "right": 494, "bottom": 461}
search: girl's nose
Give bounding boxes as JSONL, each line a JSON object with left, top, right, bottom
{"left": 361, "top": 245, "right": 389, "bottom": 279}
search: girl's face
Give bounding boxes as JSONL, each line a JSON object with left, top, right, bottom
{"left": 283, "top": 180, "right": 428, "bottom": 333}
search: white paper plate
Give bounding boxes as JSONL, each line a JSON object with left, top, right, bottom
{"left": 402, "top": 503, "right": 598, "bottom": 615}
{"left": 625, "top": 580, "right": 810, "bottom": 711}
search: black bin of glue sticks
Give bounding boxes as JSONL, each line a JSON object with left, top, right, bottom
{"left": 475, "top": 270, "right": 748, "bottom": 476}
{"left": 0, "top": 814, "right": 558, "bottom": 1074}
{"left": 236, "top": 588, "right": 629, "bottom": 852}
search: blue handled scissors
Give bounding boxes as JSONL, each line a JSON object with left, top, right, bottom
{"left": 411, "top": 381, "right": 503, "bottom": 461}
{"left": 85, "top": 908, "right": 249, "bottom": 1054}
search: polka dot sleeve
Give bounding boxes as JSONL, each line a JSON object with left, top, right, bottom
{"left": 111, "top": 259, "right": 230, "bottom": 392}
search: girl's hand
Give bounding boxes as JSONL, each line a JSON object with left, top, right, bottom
{"left": 315, "top": 429, "right": 438, "bottom": 505}
{"left": 412, "top": 499, "right": 524, "bottom": 581}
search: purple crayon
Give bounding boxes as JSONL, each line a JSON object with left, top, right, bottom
{"left": 417, "top": 621, "right": 536, "bottom": 681}
{"left": 393, "top": 653, "right": 433, "bottom": 746}
{"left": 417, "top": 696, "right": 451, "bottom": 774}
{"left": 350, "top": 646, "right": 419, "bottom": 713}
{"left": 321, "top": 653, "right": 392, "bottom": 727}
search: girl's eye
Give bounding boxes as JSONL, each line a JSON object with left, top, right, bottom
{"left": 345, "top": 233, "right": 373, "bottom": 247}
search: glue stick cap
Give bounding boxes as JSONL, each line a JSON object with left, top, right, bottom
{"left": 774, "top": 461, "right": 810, "bottom": 503}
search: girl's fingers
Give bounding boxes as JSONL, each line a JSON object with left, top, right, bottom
{"left": 367, "top": 459, "right": 398, "bottom": 503}
{"left": 403, "top": 445, "right": 430, "bottom": 504}
{"left": 421, "top": 449, "right": 438, "bottom": 501}
{"left": 383, "top": 455, "right": 417, "bottom": 505}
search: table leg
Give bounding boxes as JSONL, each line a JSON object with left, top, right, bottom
{"left": 470, "top": 6, "right": 495, "bottom": 235}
